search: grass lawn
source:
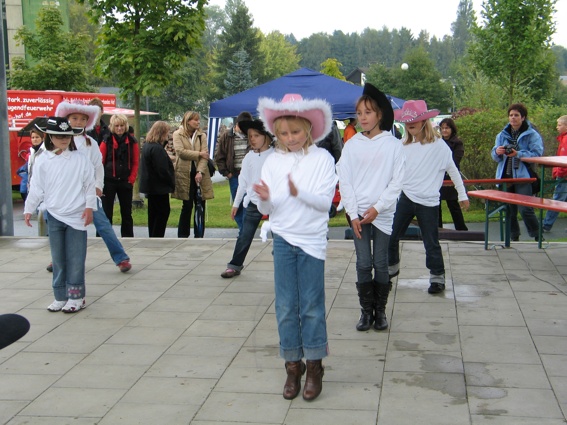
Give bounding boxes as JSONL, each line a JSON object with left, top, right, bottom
{"left": 125, "top": 180, "right": 490, "bottom": 228}
{"left": 13, "top": 183, "right": 567, "bottom": 241}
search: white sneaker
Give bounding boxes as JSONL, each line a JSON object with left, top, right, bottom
{"left": 47, "top": 300, "right": 67, "bottom": 312}
{"left": 62, "top": 298, "right": 85, "bottom": 313}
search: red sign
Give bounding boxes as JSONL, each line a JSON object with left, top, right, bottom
{"left": 7, "top": 90, "right": 116, "bottom": 123}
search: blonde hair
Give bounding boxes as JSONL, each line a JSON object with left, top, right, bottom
{"left": 181, "top": 111, "right": 200, "bottom": 133}
{"left": 109, "top": 114, "right": 129, "bottom": 133}
{"left": 273, "top": 116, "right": 314, "bottom": 153}
{"left": 145, "top": 121, "right": 170, "bottom": 144}
{"left": 558, "top": 115, "right": 567, "bottom": 126}
{"left": 402, "top": 120, "right": 440, "bottom": 145}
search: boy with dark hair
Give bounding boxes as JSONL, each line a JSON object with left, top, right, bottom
{"left": 214, "top": 111, "right": 253, "bottom": 231}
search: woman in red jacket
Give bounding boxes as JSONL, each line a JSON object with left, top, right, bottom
{"left": 100, "top": 114, "right": 139, "bottom": 237}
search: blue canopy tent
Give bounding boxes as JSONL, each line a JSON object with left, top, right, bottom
{"left": 207, "top": 68, "right": 404, "bottom": 156}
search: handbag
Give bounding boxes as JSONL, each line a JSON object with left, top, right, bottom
{"left": 526, "top": 164, "right": 541, "bottom": 195}
{"left": 207, "top": 158, "right": 216, "bottom": 176}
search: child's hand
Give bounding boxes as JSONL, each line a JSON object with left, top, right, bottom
{"left": 459, "top": 200, "right": 470, "bottom": 210}
{"left": 351, "top": 217, "right": 363, "bottom": 239}
{"left": 24, "top": 213, "right": 33, "bottom": 227}
{"left": 288, "top": 174, "right": 298, "bottom": 197}
{"left": 230, "top": 206, "right": 238, "bottom": 220}
{"left": 359, "top": 207, "right": 378, "bottom": 224}
{"left": 253, "top": 180, "right": 270, "bottom": 201}
{"left": 82, "top": 208, "right": 93, "bottom": 226}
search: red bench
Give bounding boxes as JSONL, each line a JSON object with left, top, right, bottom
{"left": 468, "top": 189, "right": 567, "bottom": 249}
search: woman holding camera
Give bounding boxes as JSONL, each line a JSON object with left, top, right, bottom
{"left": 491, "top": 103, "right": 543, "bottom": 241}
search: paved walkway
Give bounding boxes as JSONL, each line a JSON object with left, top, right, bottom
{"left": 1, "top": 231, "right": 567, "bottom": 424}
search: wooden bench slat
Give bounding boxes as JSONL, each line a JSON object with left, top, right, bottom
{"left": 443, "top": 178, "right": 536, "bottom": 186}
{"left": 468, "top": 190, "right": 567, "bottom": 213}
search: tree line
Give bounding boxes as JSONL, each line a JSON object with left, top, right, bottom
{"left": 7, "top": 0, "right": 567, "bottom": 131}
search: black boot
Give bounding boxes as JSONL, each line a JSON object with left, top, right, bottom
{"left": 356, "top": 282, "right": 375, "bottom": 331}
{"left": 374, "top": 282, "right": 391, "bottom": 331}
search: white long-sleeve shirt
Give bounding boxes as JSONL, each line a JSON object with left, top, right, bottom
{"left": 402, "top": 137, "right": 467, "bottom": 206}
{"left": 24, "top": 149, "right": 96, "bottom": 231}
{"left": 233, "top": 147, "right": 274, "bottom": 208}
{"left": 336, "top": 131, "right": 405, "bottom": 235}
{"left": 257, "top": 145, "right": 338, "bottom": 260}
{"left": 74, "top": 134, "right": 104, "bottom": 191}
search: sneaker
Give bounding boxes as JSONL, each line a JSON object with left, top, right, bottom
{"left": 221, "top": 268, "right": 241, "bottom": 278}
{"left": 62, "top": 298, "right": 85, "bottom": 313}
{"left": 117, "top": 260, "right": 132, "bottom": 273}
{"left": 46, "top": 262, "right": 53, "bottom": 272}
{"left": 47, "top": 300, "right": 67, "bottom": 312}
{"left": 543, "top": 226, "right": 551, "bottom": 233}
{"left": 428, "top": 283, "right": 446, "bottom": 294}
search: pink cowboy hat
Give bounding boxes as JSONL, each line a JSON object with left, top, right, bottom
{"left": 257, "top": 93, "right": 332, "bottom": 143}
{"left": 394, "top": 100, "right": 440, "bottom": 123}
{"left": 55, "top": 102, "right": 100, "bottom": 131}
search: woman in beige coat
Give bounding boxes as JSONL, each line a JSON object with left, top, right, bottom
{"left": 172, "top": 111, "right": 214, "bottom": 238}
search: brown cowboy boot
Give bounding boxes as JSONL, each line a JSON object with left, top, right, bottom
{"left": 303, "top": 359, "right": 324, "bottom": 401}
{"left": 283, "top": 361, "right": 306, "bottom": 400}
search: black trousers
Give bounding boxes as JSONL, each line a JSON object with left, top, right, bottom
{"left": 438, "top": 199, "right": 468, "bottom": 231}
{"left": 147, "top": 194, "right": 171, "bottom": 237}
{"left": 102, "top": 180, "right": 134, "bottom": 237}
{"left": 177, "top": 174, "right": 206, "bottom": 238}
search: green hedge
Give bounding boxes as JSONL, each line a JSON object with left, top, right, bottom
{"left": 455, "top": 106, "right": 565, "bottom": 183}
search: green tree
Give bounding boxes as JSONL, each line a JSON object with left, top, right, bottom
{"left": 214, "top": 1, "right": 263, "bottom": 97}
{"left": 78, "top": 0, "right": 207, "bottom": 137}
{"left": 9, "top": 6, "right": 90, "bottom": 91}
{"left": 469, "top": 0, "right": 557, "bottom": 103}
{"left": 259, "top": 31, "right": 300, "bottom": 82}
{"left": 224, "top": 49, "right": 257, "bottom": 97}
{"left": 451, "top": 0, "right": 475, "bottom": 58}
{"left": 320, "top": 58, "right": 346, "bottom": 80}
{"left": 397, "top": 47, "right": 452, "bottom": 111}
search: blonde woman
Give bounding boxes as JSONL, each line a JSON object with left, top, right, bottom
{"left": 172, "top": 111, "right": 214, "bottom": 238}
{"left": 100, "top": 114, "right": 139, "bottom": 237}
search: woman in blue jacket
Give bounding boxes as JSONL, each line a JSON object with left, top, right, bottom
{"left": 491, "top": 103, "right": 543, "bottom": 241}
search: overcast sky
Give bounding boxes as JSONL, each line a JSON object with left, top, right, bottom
{"left": 208, "top": 0, "right": 565, "bottom": 48}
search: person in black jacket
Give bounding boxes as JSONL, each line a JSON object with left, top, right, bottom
{"left": 100, "top": 114, "right": 140, "bottom": 237}
{"left": 139, "top": 121, "right": 175, "bottom": 237}
{"left": 438, "top": 118, "right": 468, "bottom": 231}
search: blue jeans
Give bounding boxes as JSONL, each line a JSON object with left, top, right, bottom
{"left": 227, "top": 202, "right": 263, "bottom": 270}
{"left": 507, "top": 183, "right": 539, "bottom": 238}
{"left": 543, "top": 179, "right": 567, "bottom": 229}
{"left": 93, "top": 198, "right": 129, "bottom": 265}
{"left": 272, "top": 234, "right": 328, "bottom": 361}
{"left": 47, "top": 215, "right": 87, "bottom": 301}
{"left": 229, "top": 174, "right": 244, "bottom": 232}
{"left": 388, "top": 192, "right": 445, "bottom": 278}
{"left": 352, "top": 221, "right": 390, "bottom": 284}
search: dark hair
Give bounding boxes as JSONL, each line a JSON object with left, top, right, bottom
{"left": 88, "top": 97, "right": 104, "bottom": 111}
{"left": 439, "top": 118, "right": 458, "bottom": 137}
{"left": 508, "top": 103, "right": 528, "bottom": 118}
{"left": 236, "top": 111, "right": 253, "bottom": 124}
{"left": 43, "top": 134, "right": 77, "bottom": 152}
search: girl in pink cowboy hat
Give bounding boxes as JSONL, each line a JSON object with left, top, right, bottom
{"left": 336, "top": 83, "right": 405, "bottom": 332}
{"left": 388, "top": 100, "right": 469, "bottom": 294}
{"left": 254, "top": 93, "right": 338, "bottom": 401}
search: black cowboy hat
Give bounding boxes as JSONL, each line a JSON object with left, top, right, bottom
{"left": 35, "top": 117, "right": 83, "bottom": 135}
{"left": 239, "top": 119, "right": 273, "bottom": 139}
{"left": 362, "top": 83, "right": 394, "bottom": 132}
